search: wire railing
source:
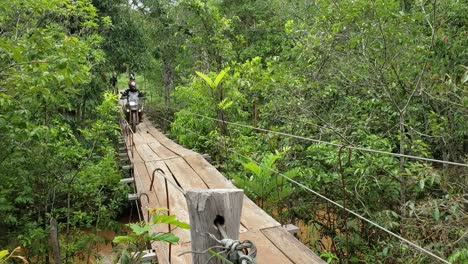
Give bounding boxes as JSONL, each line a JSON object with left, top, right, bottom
{"left": 166, "top": 106, "right": 468, "bottom": 168}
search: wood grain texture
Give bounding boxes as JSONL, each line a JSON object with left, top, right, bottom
{"left": 164, "top": 157, "right": 209, "bottom": 189}
{"left": 186, "top": 189, "right": 244, "bottom": 264}
{"left": 183, "top": 155, "right": 279, "bottom": 230}
{"left": 120, "top": 117, "right": 323, "bottom": 263}
{"left": 239, "top": 229, "right": 294, "bottom": 264}
{"left": 136, "top": 144, "right": 161, "bottom": 162}
{"left": 148, "top": 142, "right": 178, "bottom": 160}
{"left": 143, "top": 119, "right": 197, "bottom": 157}
{"left": 261, "top": 226, "right": 325, "bottom": 263}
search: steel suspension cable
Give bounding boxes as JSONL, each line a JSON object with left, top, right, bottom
{"left": 159, "top": 107, "right": 453, "bottom": 262}
{"left": 227, "top": 148, "right": 450, "bottom": 264}
{"left": 167, "top": 106, "right": 468, "bottom": 168}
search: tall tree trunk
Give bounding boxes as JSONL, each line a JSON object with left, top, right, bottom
{"left": 162, "top": 56, "right": 173, "bottom": 112}
{"left": 399, "top": 111, "right": 406, "bottom": 235}
{"left": 50, "top": 218, "right": 61, "bottom": 264}
{"left": 252, "top": 99, "right": 258, "bottom": 127}
{"left": 217, "top": 88, "right": 227, "bottom": 136}
{"left": 401, "top": 0, "right": 413, "bottom": 12}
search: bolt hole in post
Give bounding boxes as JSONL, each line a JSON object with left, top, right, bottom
{"left": 214, "top": 215, "right": 225, "bottom": 226}
{"left": 214, "top": 215, "right": 227, "bottom": 239}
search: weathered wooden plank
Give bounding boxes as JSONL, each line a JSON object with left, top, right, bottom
{"left": 122, "top": 117, "right": 323, "bottom": 264}
{"left": 147, "top": 142, "right": 179, "bottom": 160}
{"left": 183, "top": 155, "right": 279, "bottom": 230}
{"left": 153, "top": 242, "right": 170, "bottom": 264}
{"left": 143, "top": 160, "right": 191, "bottom": 243}
{"left": 170, "top": 242, "right": 192, "bottom": 264}
{"left": 241, "top": 197, "right": 280, "bottom": 230}
{"left": 133, "top": 161, "right": 161, "bottom": 212}
{"left": 261, "top": 226, "right": 325, "bottom": 264}
{"left": 143, "top": 161, "right": 170, "bottom": 201}
{"left": 134, "top": 159, "right": 193, "bottom": 264}
{"left": 137, "top": 173, "right": 169, "bottom": 264}
{"left": 183, "top": 155, "right": 236, "bottom": 189}
{"left": 132, "top": 131, "right": 148, "bottom": 146}
{"left": 164, "top": 158, "right": 209, "bottom": 190}
{"left": 239, "top": 229, "right": 294, "bottom": 264}
{"left": 139, "top": 128, "right": 159, "bottom": 143}
{"left": 143, "top": 119, "right": 198, "bottom": 157}
{"left": 135, "top": 144, "right": 161, "bottom": 162}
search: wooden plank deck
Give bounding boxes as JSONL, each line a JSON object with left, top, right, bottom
{"left": 122, "top": 116, "right": 324, "bottom": 264}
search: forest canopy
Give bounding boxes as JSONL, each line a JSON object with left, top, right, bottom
{"left": 0, "top": 0, "right": 466, "bottom": 263}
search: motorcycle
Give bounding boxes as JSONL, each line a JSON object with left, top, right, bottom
{"left": 121, "top": 91, "right": 145, "bottom": 132}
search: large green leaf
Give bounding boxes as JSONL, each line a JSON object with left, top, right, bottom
{"left": 112, "top": 236, "right": 132, "bottom": 243}
{"left": 0, "top": 250, "right": 9, "bottom": 260}
{"left": 213, "top": 67, "right": 230, "bottom": 87}
{"left": 168, "top": 220, "right": 190, "bottom": 229}
{"left": 153, "top": 233, "right": 180, "bottom": 244}
{"left": 129, "top": 223, "right": 151, "bottom": 236}
{"left": 196, "top": 71, "right": 215, "bottom": 88}
{"left": 153, "top": 214, "right": 176, "bottom": 224}
{"left": 241, "top": 161, "right": 261, "bottom": 177}
{"left": 153, "top": 214, "right": 190, "bottom": 229}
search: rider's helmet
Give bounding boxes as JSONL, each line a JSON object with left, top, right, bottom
{"left": 129, "top": 80, "right": 137, "bottom": 91}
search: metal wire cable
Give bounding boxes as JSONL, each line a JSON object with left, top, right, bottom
{"left": 167, "top": 106, "right": 468, "bottom": 168}
{"left": 227, "top": 147, "right": 450, "bottom": 264}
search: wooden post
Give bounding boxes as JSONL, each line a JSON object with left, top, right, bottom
{"left": 185, "top": 189, "right": 243, "bottom": 264}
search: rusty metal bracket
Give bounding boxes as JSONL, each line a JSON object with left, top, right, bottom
{"left": 150, "top": 168, "right": 165, "bottom": 191}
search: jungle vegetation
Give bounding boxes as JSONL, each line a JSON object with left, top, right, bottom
{"left": 0, "top": 0, "right": 466, "bottom": 263}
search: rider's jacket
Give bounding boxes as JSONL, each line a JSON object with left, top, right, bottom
{"left": 121, "top": 88, "right": 144, "bottom": 98}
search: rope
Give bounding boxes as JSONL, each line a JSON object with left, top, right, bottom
{"left": 227, "top": 148, "right": 450, "bottom": 264}
{"left": 167, "top": 106, "right": 468, "bottom": 168}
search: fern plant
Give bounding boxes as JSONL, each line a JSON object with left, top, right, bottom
{"left": 233, "top": 151, "right": 298, "bottom": 210}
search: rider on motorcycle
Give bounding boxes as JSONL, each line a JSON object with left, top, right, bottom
{"left": 121, "top": 80, "right": 145, "bottom": 123}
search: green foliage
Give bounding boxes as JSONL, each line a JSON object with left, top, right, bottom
{"left": 0, "top": 247, "right": 28, "bottom": 264}
{"left": 0, "top": 0, "right": 127, "bottom": 262}
{"left": 163, "top": 0, "right": 467, "bottom": 262}
{"left": 320, "top": 251, "right": 339, "bottom": 264}
{"left": 92, "top": 0, "right": 153, "bottom": 72}
{"left": 0, "top": 251, "right": 7, "bottom": 260}
{"left": 9, "top": 0, "right": 460, "bottom": 262}
{"left": 113, "top": 208, "right": 189, "bottom": 264}
{"left": 233, "top": 150, "right": 298, "bottom": 210}
{"left": 448, "top": 248, "right": 468, "bottom": 264}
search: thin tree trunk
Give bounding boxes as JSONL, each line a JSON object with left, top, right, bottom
{"left": 217, "top": 88, "right": 227, "bottom": 136}
{"left": 399, "top": 111, "right": 406, "bottom": 235}
{"left": 162, "top": 56, "right": 173, "bottom": 112}
{"left": 50, "top": 218, "right": 61, "bottom": 264}
{"left": 65, "top": 189, "right": 71, "bottom": 264}
{"left": 252, "top": 99, "right": 258, "bottom": 127}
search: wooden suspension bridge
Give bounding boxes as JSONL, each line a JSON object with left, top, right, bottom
{"left": 119, "top": 112, "right": 325, "bottom": 263}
